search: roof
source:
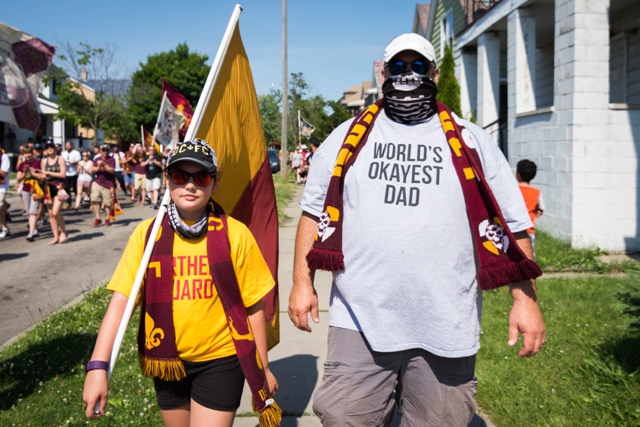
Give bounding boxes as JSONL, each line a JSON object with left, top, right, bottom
{"left": 414, "top": 3, "right": 431, "bottom": 35}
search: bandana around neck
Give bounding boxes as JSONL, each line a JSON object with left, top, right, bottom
{"left": 140, "top": 200, "right": 281, "bottom": 426}
{"left": 306, "top": 99, "right": 542, "bottom": 290}
{"left": 382, "top": 75, "right": 438, "bottom": 124}
{"left": 167, "top": 202, "right": 208, "bottom": 239}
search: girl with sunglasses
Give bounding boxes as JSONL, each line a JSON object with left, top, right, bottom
{"left": 83, "top": 139, "right": 279, "bottom": 426}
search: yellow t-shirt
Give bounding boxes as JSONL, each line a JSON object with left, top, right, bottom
{"left": 107, "top": 216, "right": 275, "bottom": 362}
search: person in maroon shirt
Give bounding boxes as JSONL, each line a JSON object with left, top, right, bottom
{"left": 90, "top": 145, "right": 116, "bottom": 227}
{"left": 16, "top": 150, "right": 46, "bottom": 241}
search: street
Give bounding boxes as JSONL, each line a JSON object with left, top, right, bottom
{"left": 0, "top": 190, "right": 155, "bottom": 346}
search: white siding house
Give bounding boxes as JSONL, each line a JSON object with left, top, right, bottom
{"left": 455, "top": 0, "right": 640, "bottom": 253}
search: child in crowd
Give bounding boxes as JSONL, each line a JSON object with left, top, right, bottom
{"left": 83, "top": 139, "right": 280, "bottom": 426}
{"left": 516, "top": 159, "right": 545, "bottom": 260}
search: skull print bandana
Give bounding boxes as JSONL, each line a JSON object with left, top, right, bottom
{"left": 382, "top": 74, "right": 438, "bottom": 124}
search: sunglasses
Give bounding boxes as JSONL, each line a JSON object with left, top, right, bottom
{"left": 387, "top": 59, "right": 432, "bottom": 77}
{"left": 168, "top": 169, "right": 214, "bottom": 187}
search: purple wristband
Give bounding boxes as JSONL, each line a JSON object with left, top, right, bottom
{"left": 86, "top": 360, "right": 109, "bottom": 372}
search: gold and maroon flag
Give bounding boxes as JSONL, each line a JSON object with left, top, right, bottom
{"left": 189, "top": 15, "right": 279, "bottom": 348}
{"left": 0, "top": 21, "right": 55, "bottom": 131}
{"left": 141, "top": 125, "right": 153, "bottom": 148}
{"left": 162, "top": 79, "right": 193, "bottom": 141}
{"left": 141, "top": 125, "right": 162, "bottom": 155}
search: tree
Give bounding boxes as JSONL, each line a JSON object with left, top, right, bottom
{"left": 52, "top": 42, "right": 129, "bottom": 145}
{"left": 323, "top": 101, "right": 351, "bottom": 137}
{"left": 259, "top": 72, "right": 351, "bottom": 151}
{"left": 437, "top": 44, "right": 461, "bottom": 117}
{"left": 258, "top": 89, "right": 282, "bottom": 145}
{"left": 127, "top": 43, "right": 209, "bottom": 133}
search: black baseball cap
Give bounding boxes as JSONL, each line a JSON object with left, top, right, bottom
{"left": 166, "top": 139, "right": 218, "bottom": 173}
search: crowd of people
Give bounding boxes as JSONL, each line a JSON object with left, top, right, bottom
{"left": 1, "top": 139, "right": 173, "bottom": 243}
{"left": 289, "top": 137, "right": 319, "bottom": 185}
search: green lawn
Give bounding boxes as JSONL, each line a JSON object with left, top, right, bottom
{"left": 1, "top": 206, "right": 639, "bottom": 425}
{"left": 477, "top": 274, "right": 640, "bottom": 426}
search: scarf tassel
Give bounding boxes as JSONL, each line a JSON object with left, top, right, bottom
{"left": 138, "top": 354, "right": 187, "bottom": 381}
{"left": 253, "top": 399, "right": 283, "bottom": 427}
{"left": 477, "top": 258, "right": 542, "bottom": 291}
{"left": 306, "top": 248, "right": 345, "bottom": 271}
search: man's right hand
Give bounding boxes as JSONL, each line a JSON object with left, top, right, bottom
{"left": 288, "top": 278, "right": 319, "bottom": 332}
{"left": 289, "top": 212, "right": 322, "bottom": 332}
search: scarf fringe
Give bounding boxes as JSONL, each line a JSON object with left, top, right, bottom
{"left": 477, "top": 258, "right": 543, "bottom": 291}
{"left": 255, "top": 400, "right": 282, "bottom": 427}
{"left": 138, "top": 353, "right": 186, "bottom": 381}
{"left": 306, "top": 248, "right": 345, "bottom": 271}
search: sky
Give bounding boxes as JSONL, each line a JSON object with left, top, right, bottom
{"left": 3, "top": 0, "right": 426, "bottom": 102}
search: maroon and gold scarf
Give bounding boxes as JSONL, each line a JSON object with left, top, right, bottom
{"left": 306, "top": 99, "right": 541, "bottom": 290}
{"left": 139, "top": 200, "right": 281, "bottom": 426}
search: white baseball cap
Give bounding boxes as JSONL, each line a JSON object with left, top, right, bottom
{"left": 384, "top": 33, "right": 436, "bottom": 64}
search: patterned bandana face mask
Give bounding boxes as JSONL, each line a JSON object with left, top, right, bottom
{"left": 382, "top": 73, "right": 438, "bottom": 124}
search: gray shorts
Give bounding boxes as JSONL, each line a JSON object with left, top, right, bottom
{"left": 21, "top": 191, "right": 40, "bottom": 216}
{"left": 313, "top": 327, "right": 477, "bottom": 427}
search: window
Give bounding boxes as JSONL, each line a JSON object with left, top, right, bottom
{"left": 441, "top": 11, "right": 454, "bottom": 56}
{"left": 609, "top": 34, "right": 627, "bottom": 103}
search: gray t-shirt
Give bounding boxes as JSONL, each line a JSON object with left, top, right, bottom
{"left": 300, "top": 109, "right": 532, "bottom": 358}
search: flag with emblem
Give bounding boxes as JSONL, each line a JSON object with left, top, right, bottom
{"left": 153, "top": 90, "right": 181, "bottom": 147}
{"left": 0, "top": 21, "right": 56, "bottom": 131}
{"left": 299, "top": 115, "right": 315, "bottom": 138}
{"left": 162, "top": 79, "right": 193, "bottom": 142}
{"left": 187, "top": 9, "right": 279, "bottom": 349}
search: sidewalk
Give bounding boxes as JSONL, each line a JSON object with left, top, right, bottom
{"left": 235, "top": 186, "right": 327, "bottom": 427}
{"left": 233, "top": 187, "right": 495, "bottom": 427}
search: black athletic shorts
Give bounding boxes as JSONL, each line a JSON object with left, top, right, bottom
{"left": 153, "top": 355, "right": 245, "bottom": 411}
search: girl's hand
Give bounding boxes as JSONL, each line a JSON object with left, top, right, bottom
{"left": 83, "top": 369, "right": 109, "bottom": 418}
{"left": 264, "top": 367, "right": 278, "bottom": 397}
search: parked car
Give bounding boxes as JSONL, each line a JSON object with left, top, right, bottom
{"left": 267, "top": 148, "right": 280, "bottom": 173}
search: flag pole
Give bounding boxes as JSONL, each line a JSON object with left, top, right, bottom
{"left": 187, "top": 5, "right": 243, "bottom": 139}
{"left": 297, "top": 110, "right": 301, "bottom": 147}
{"left": 139, "top": 125, "right": 144, "bottom": 147}
{"left": 95, "top": 4, "right": 244, "bottom": 414}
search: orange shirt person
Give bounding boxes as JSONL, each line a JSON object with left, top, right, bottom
{"left": 517, "top": 159, "right": 545, "bottom": 260}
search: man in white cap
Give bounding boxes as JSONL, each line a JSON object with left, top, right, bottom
{"left": 288, "top": 33, "right": 546, "bottom": 425}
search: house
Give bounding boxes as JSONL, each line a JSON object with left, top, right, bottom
{"left": 2, "top": 48, "right": 102, "bottom": 166}
{"left": 429, "top": 0, "right": 640, "bottom": 252}
{"left": 339, "top": 81, "right": 373, "bottom": 115}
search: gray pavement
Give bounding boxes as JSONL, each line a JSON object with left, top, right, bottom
{"left": 235, "top": 186, "right": 328, "bottom": 427}
{"left": 0, "top": 188, "right": 158, "bottom": 347}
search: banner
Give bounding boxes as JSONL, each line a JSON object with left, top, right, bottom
{"left": 299, "top": 115, "right": 315, "bottom": 138}
{"left": 162, "top": 79, "right": 193, "bottom": 141}
{"left": 0, "top": 22, "right": 55, "bottom": 131}
{"left": 190, "top": 20, "right": 280, "bottom": 348}
{"left": 153, "top": 91, "right": 181, "bottom": 147}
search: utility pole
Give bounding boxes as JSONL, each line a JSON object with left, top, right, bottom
{"left": 280, "top": 0, "right": 288, "bottom": 179}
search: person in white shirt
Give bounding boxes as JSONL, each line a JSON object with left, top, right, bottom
{"left": 112, "top": 145, "right": 127, "bottom": 196}
{"left": 289, "top": 33, "right": 545, "bottom": 426}
{"left": 61, "top": 141, "right": 81, "bottom": 199}
{"left": 0, "top": 144, "right": 11, "bottom": 238}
